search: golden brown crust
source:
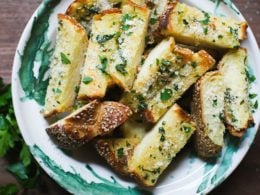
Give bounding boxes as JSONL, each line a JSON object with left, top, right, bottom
{"left": 46, "top": 101, "right": 132, "bottom": 149}
{"left": 57, "top": 14, "right": 86, "bottom": 33}
{"left": 239, "top": 22, "right": 248, "bottom": 40}
{"left": 191, "top": 74, "right": 222, "bottom": 158}
{"left": 124, "top": 0, "right": 149, "bottom": 11}
{"left": 159, "top": 2, "right": 178, "bottom": 31}
{"left": 197, "top": 50, "right": 216, "bottom": 70}
{"left": 173, "top": 45, "right": 194, "bottom": 61}
{"left": 225, "top": 114, "right": 254, "bottom": 137}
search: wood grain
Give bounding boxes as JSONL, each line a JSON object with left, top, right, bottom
{"left": 0, "top": 0, "right": 259, "bottom": 194}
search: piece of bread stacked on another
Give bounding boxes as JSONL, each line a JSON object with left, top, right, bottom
{"left": 121, "top": 37, "right": 216, "bottom": 123}
{"left": 47, "top": 100, "right": 132, "bottom": 149}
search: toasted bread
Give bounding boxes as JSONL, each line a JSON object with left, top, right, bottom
{"left": 44, "top": 14, "right": 88, "bottom": 117}
{"left": 142, "top": 45, "right": 215, "bottom": 123}
{"left": 46, "top": 100, "right": 132, "bottom": 149}
{"left": 95, "top": 138, "right": 140, "bottom": 175}
{"left": 160, "top": 2, "right": 248, "bottom": 49}
{"left": 218, "top": 48, "right": 254, "bottom": 137}
{"left": 121, "top": 37, "right": 176, "bottom": 112}
{"left": 128, "top": 104, "right": 196, "bottom": 186}
{"left": 66, "top": 0, "right": 117, "bottom": 34}
{"left": 108, "top": 0, "right": 150, "bottom": 91}
{"left": 78, "top": 9, "right": 122, "bottom": 100}
{"left": 192, "top": 71, "right": 225, "bottom": 158}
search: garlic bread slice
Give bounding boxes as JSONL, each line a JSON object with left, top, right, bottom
{"left": 95, "top": 138, "right": 140, "bottom": 175}
{"left": 121, "top": 37, "right": 176, "bottom": 112}
{"left": 128, "top": 104, "right": 196, "bottom": 186}
{"left": 192, "top": 71, "right": 225, "bottom": 158}
{"left": 160, "top": 2, "right": 248, "bottom": 49}
{"left": 44, "top": 14, "right": 88, "bottom": 117}
{"left": 218, "top": 48, "right": 254, "bottom": 137}
{"left": 108, "top": 0, "right": 150, "bottom": 91}
{"left": 78, "top": 9, "right": 122, "bottom": 100}
{"left": 46, "top": 100, "right": 132, "bottom": 149}
{"left": 144, "top": 47, "right": 215, "bottom": 122}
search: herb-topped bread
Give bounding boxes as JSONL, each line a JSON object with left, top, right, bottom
{"left": 192, "top": 71, "right": 225, "bottom": 158}
{"left": 44, "top": 14, "right": 88, "bottom": 117}
{"left": 218, "top": 48, "right": 254, "bottom": 137}
{"left": 46, "top": 100, "right": 132, "bottom": 149}
{"left": 160, "top": 2, "right": 248, "bottom": 49}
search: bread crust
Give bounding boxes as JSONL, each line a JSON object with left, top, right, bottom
{"left": 46, "top": 100, "right": 132, "bottom": 149}
{"left": 191, "top": 72, "right": 224, "bottom": 158}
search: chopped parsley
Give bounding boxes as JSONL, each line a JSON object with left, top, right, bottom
{"left": 136, "top": 94, "right": 148, "bottom": 111}
{"left": 121, "top": 14, "right": 135, "bottom": 32}
{"left": 203, "top": 26, "right": 208, "bottom": 35}
{"left": 191, "top": 62, "right": 197, "bottom": 68}
{"left": 82, "top": 76, "right": 93, "bottom": 85}
{"left": 115, "top": 63, "right": 128, "bottom": 75}
{"left": 245, "top": 69, "right": 256, "bottom": 83}
{"left": 160, "top": 88, "right": 173, "bottom": 101}
{"left": 117, "top": 148, "right": 124, "bottom": 158}
{"left": 52, "top": 88, "right": 62, "bottom": 94}
{"left": 97, "top": 56, "right": 109, "bottom": 75}
{"left": 60, "top": 52, "right": 71, "bottom": 64}
{"left": 197, "top": 12, "right": 210, "bottom": 25}
{"left": 212, "top": 98, "right": 218, "bottom": 107}
{"left": 149, "top": 17, "right": 157, "bottom": 25}
{"left": 159, "top": 127, "right": 165, "bottom": 134}
{"left": 96, "top": 34, "right": 115, "bottom": 43}
{"left": 249, "top": 93, "right": 257, "bottom": 99}
{"left": 181, "top": 125, "right": 192, "bottom": 133}
{"left": 183, "top": 19, "right": 189, "bottom": 25}
{"left": 254, "top": 100, "right": 258, "bottom": 110}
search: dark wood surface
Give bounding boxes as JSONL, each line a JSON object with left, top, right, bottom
{"left": 0, "top": 0, "right": 259, "bottom": 194}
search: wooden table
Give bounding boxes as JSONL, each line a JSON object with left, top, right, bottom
{"left": 0, "top": 0, "right": 259, "bottom": 194}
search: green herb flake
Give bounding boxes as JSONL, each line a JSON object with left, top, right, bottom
{"left": 149, "top": 17, "right": 157, "bottom": 25}
{"left": 254, "top": 100, "right": 258, "bottom": 109}
{"left": 218, "top": 34, "right": 223, "bottom": 39}
{"left": 203, "top": 26, "right": 208, "bottom": 35}
{"left": 160, "top": 134, "right": 165, "bottom": 142}
{"left": 183, "top": 19, "right": 189, "bottom": 25}
{"left": 197, "top": 12, "right": 210, "bottom": 25}
{"left": 83, "top": 76, "right": 93, "bottom": 85}
{"left": 116, "top": 63, "right": 128, "bottom": 75}
{"left": 52, "top": 88, "right": 62, "bottom": 94}
{"left": 181, "top": 125, "right": 192, "bottom": 133}
{"left": 96, "top": 34, "right": 115, "bottom": 43}
{"left": 245, "top": 69, "right": 256, "bottom": 83}
{"left": 191, "top": 62, "right": 197, "bottom": 68}
{"left": 159, "top": 127, "right": 165, "bottom": 134}
{"left": 60, "top": 52, "right": 71, "bottom": 64}
{"left": 117, "top": 148, "right": 124, "bottom": 158}
{"left": 161, "top": 59, "right": 171, "bottom": 66}
{"left": 97, "top": 56, "right": 109, "bottom": 75}
{"left": 212, "top": 98, "right": 218, "bottom": 107}
{"left": 249, "top": 93, "right": 257, "bottom": 99}
{"left": 160, "top": 88, "right": 173, "bottom": 101}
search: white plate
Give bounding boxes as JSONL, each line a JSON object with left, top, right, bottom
{"left": 12, "top": 0, "right": 260, "bottom": 194}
